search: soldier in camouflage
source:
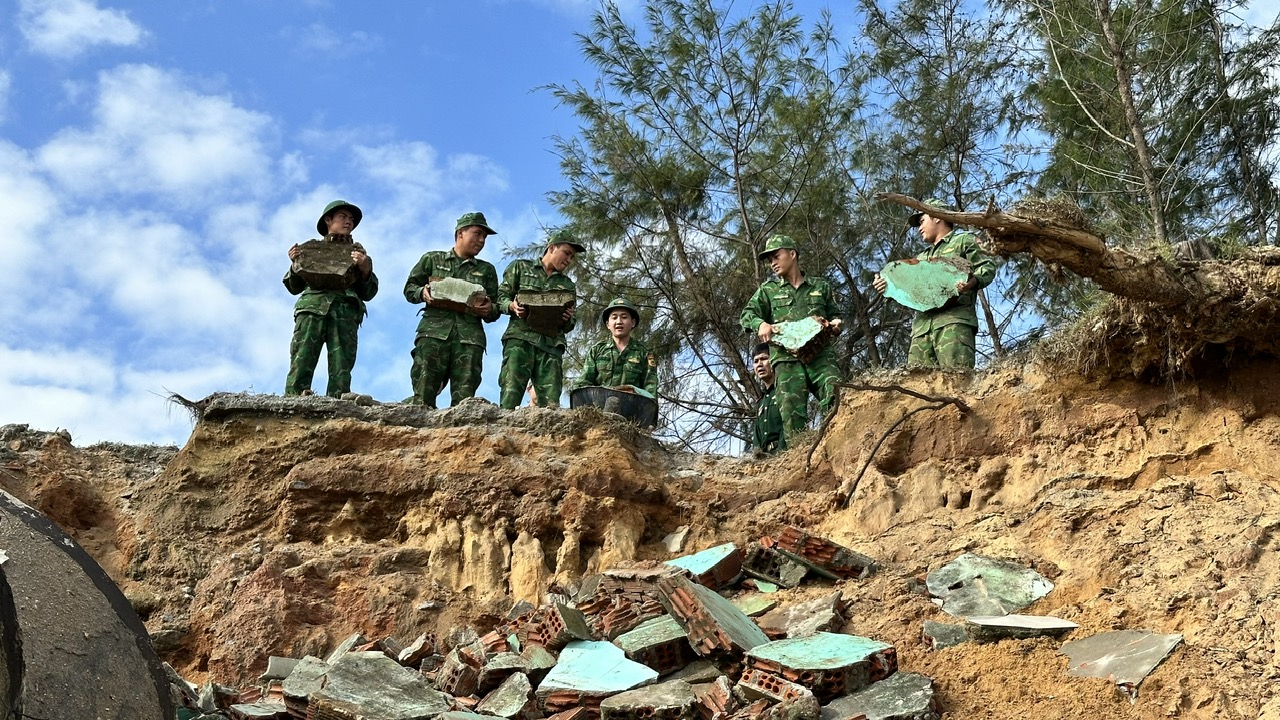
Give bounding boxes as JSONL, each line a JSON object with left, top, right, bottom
{"left": 497, "top": 229, "right": 584, "bottom": 409}
{"left": 403, "top": 211, "right": 502, "bottom": 407}
{"left": 740, "top": 235, "right": 843, "bottom": 442}
{"left": 750, "top": 342, "right": 785, "bottom": 456}
{"left": 873, "top": 199, "right": 997, "bottom": 368}
{"left": 576, "top": 297, "right": 659, "bottom": 397}
{"left": 284, "top": 200, "right": 378, "bottom": 397}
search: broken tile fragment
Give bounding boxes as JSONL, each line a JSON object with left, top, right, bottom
{"left": 819, "top": 671, "right": 941, "bottom": 720}
{"left": 434, "top": 647, "right": 481, "bottom": 697}
{"left": 541, "top": 602, "right": 595, "bottom": 650}
{"left": 921, "top": 621, "right": 968, "bottom": 650}
{"left": 665, "top": 542, "right": 744, "bottom": 590}
{"left": 1060, "top": 630, "right": 1183, "bottom": 695}
{"left": 879, "top": 256, "right": 971, "bottom": 312}
{"left": 324, "top": 632, "right": 367, "bottom": 664}
{"left": 666, "top": 659, "right": 723, "bottom": 684}
{"left": 737, "top": 667, "right": 822, "bottom": 718}
{"left": 964, "top": 614, "right": 1079, "bottom": 643}
{"left": 693, "top": 675, "right": 738, "bottom": 718}
{"left": 743, "top": 579, "right": 779, "bottom": 593}
{"left": 599, "top": 679, "right": 697, "bottom": 719}
{"left": 398, "top": 633, "right": 436, "bottom": 667}
{"left": 311, "top": 651, "right": 451, "bottom": 719}
{"left": 657, "top": 574, "right": 770, "bottom": 655}
{"left": 476, "top": 671, "right": 536, "bottom": 719}
{"left": 257, "top": 656, "right": 299, "bottom": 683}
{"left": 746, "top": 632, "right": 897, "bottom": 701}
{"left": 537, "top": 640, "right": 659, "bottom": 701}
{"left": 757, "top": 591, "right": 845, "bottom": 639}
{"left": 477, "top": 651, "right": 528, "bottom": 693}
{"left": 743, "top": 544, "right": 809, "bottom": 589}
{"left": 926, "top": 553, "right": 1053, "bottom": 618}
{"left": 613, "top": 614, "right": 696, "bottom": 675}
{"left": 775, "top": 527, "right": 878, "bottom": 580}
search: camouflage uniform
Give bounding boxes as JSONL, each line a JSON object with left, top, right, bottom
{"left": 907, "top": 229, "right": 996, "bottom": 369}
{"left": 403, "top": 249, "right": 501, "bottom": 407}
{"left": 751, "top": 384, "right": 786, "bottom": 455}
{"left": 578, "top": 339, "right": 659, "bottom": 396}
{"left": 741, "top": 237, "right": 843, "bottom": 441}
{"left": 497, "top": 258, "right": 577, "bottom": 408}
{"left": 284, "top": 227, "right": 379, "bottom": 397}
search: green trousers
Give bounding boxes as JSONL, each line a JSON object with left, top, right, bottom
{"left": 411, "top": 332, "right": 485, "bottom": 408}
{"left": 285, "top": 302, "right": 362, "bottom": 397}
{"left": 908, "top": 322, "right": 977, "bottom": 369}
{"left": 774, "top": 352, "right": 841, "bottom": 442}
{"left": 499, "top": 338, "right": 564, "bottom": 409}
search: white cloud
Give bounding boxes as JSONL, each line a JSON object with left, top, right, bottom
{"left": 283, "top": 23, "right": 383, "bottom": 57}
{"left": 17, "top": 0, "right": 146, "bottom": 58}
{"left": 37, "top": 65, "right": 277, "bottom": 203}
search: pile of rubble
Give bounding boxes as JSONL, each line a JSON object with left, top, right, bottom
{"left": 169, "top": 528, "right": 1181, "bottom": 720}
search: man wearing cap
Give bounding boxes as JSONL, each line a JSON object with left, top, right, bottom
{"left": 403, "top": 212, "right": 502, "bottom": 407}
{"left": 283, "top": 200, "right": 378, "bottom": 397}
{"left": 577, "top": 297, "right": 659, "bottom": 397}
{"left": 740, "top": 234, "right": 843, "bottom": 442}
{"left": 873, "top": 199, "right": 996, "bottom": 369}
{"left": 749, "top": 342, "right": 785, "bottom": 456}
{"left": 497, "top": 229, "right": 583, "bottom": 409}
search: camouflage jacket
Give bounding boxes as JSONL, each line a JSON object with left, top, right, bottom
{"left": 740, "top": 274, "right": 840, "bottom": 365}
{"left": 751, "top": 384, "right": 785, "bottom": 455}
{"left": 577, "top": 338, "right": 659, "bottom": 396}
{"left": 403, "top": 249, "right": 501, "bottom": 348}
{"left": 283, "top": 235, "right": 379, "bottom": 318}
{"left": 912, "top": 229, "right": 996, "bottom": 335}
{"left": 497, "top": 258, "right": 577, "bottom": 356}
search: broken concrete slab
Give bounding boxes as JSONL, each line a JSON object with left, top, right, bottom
{"left": 438, "top": 713, "right": 496, "bottom": 720}
{"left": 819, "top": 671, "right": 941, "bottom": 720}
{"left": 280, "top": 655, "right": 328, "bottom": 718}
{"left": 537, "top": 640, "right": 659, "bottom": 699}
{"left": 429, "top": 277, "right": 489, "bottom": 314}
{"left": 964, "top": 614, "right": 1079, "bottom": 643}
{"left": 515, "top": 290, "right": 576, "bottom": 336}
{"left": 435, "top": 647, "right": 481, "bottom": 697}
{"left": 657, "top": 574, "right": 771, "bottom": 655}
{"left": 325, "top": 632, "right": 368, "bottom": 665}
{"left": 477, "top": 651, "right": 528, "bottom": 693}
{"left": 291, "top": 239, "right": 360, "bottom": 290}
{"left": 775, "top": 527, "right": 878, "bottom": 580}
{"left": 0, "top": 489, "right": 174, "bottom": 720}
{"left": 746, "top": 632, "right": 897, "bottom": 701}
{"left": 476, "top": 671, "right": 536, "bottom": 719}
{"left": 926, "top": 553, "right": 1054, "bottom": 618}
{"left": 733, "top": 595, "right": 779, "bottom": 617}
{"left": 665, "top": 542, "right": 743, "bottom": 590}
{"left": 922, "top": 621, "right": 968, "bottom": 650}
{"left": 693, "top": 675, "right": 738, "bottom": 718}
{"left": 879, "top": 256, "right": 971, "bottom": 312}
{"left": 226, "top": 701, "right": 289, "bottom": 719}
{"left": 743, "top": 544, "right": 809, "bottom": 588}
{"left": 542, "top": 602, "right": 595, "bottom": 650}
{"left": 757, "top": 591, "right": 845, "bottom": 639}
{"left": 520, "top": 643, "right": 557, "bottom": 685}
{"left": 1060, "top": 630, "right": 1183, "bottom": 695}
{"left": 257, "top": 656, "right": 300, "bottom": 683}
{"left": 743, "top": 579, "right": 779, "bottom": 593}
{"left": 772, "top": 317, "right": 839, "bottom": 364}
{"left": 666, "top": 659, "right": 723, "bottom": 684}
{"left": 613, "top": 614, "right": 695, "bottom": 675}
{"left": 599, "top": 678, "right": 697, "bottom": 719}
{"left": 311, "top": 651, "right": 451, "bottom": 719}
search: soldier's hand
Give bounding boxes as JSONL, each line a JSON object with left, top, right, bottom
{"left": 562, "top": 306, "right": 575, "bottom": 322}
{"left": 829, "top": 318, "right": 843, "bottom": 334}
{"left": 758, "top": 322, "right": 774, "bottom": 343}
{"left": 352, "top": 250, "right": 372, "bottom": 277}
{"left": 472, "top": 297, "right": 493, "bottom": 316}
{"left": 288, "top": 244, "right": 301, "bottom": 261}
{"left": 422, "top": 284, "right": 435, "bottom": 304}
{"left": 872, "top": 274, "right": 887, "bottom": 294}
{"left": 956, "top": 275, "right": 976, "bottom": 293}
{"left": 510, "top": 300, "right": 528, "bottom": 318}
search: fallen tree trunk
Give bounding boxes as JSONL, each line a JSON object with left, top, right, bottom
{"left": 876, "top": 193, "right": 1280, "bottom": 374}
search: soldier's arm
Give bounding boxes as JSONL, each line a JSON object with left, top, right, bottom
{"left": 740, "top": 285, "right": 769, "bottom": 332}
{"left": 403, "top": 254, "right": 432, "bottom": 305}
{"left": 355, "top": 271, "right": 379, "bottom": 302}
{"left": 643, "top": 351, "right": 659, "bottom": 397}
{"left": 822, "top": 281, "right": 841, "bottom": 325}
{"left": 964, "top": 235, "right": 997, "bottom": 290}
{"left": 497, "top": 262, "right": 520, "bottom": 314}
{"left": 282, "top": 267, "right": 307, "bottom": 295}
{"left": 480, "top": 264, "right": 502, "bottom": 322}
{"left": 578, "top": 345, "right": 600, "bottom": 388}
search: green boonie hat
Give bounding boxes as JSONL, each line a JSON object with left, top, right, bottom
{"left": 908, "top": 198, "right": 956, "bottom": 228}
{"left": 757, "top": 234, "right": 799, "bottom": 260}
{"left": 546, "top": 228, "right": 586, "bottom": 253}
{"left": 317, "top": 200, "right": 362, "bottom": 236}
{"left": 600, "top": 297, "right": 641, "bottom": 327}
{"left": 456, "top": 211, "right": 497, "bottom": 235}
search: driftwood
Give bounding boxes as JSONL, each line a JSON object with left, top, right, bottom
{"left": 877, "top": 193, "right": 1280, "bottom": 374}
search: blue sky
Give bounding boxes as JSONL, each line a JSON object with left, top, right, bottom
{"left": 1, "top": 0, "right": 1277, "bottom": 446}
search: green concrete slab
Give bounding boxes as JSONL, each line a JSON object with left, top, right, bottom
{"left": 666, "top": 542, "right": 737, "bottom": 575}
{"left": 537, "top": 640, "right": 659, "bottom": 697}
{"left": 614, "top": 615, "right": 687, "bottom": 655}
{"left": 747, "top": 632, "right": 891, "bottom": 671}
{"left": 880, "top": 257, "right": 972, "bottom": 312}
